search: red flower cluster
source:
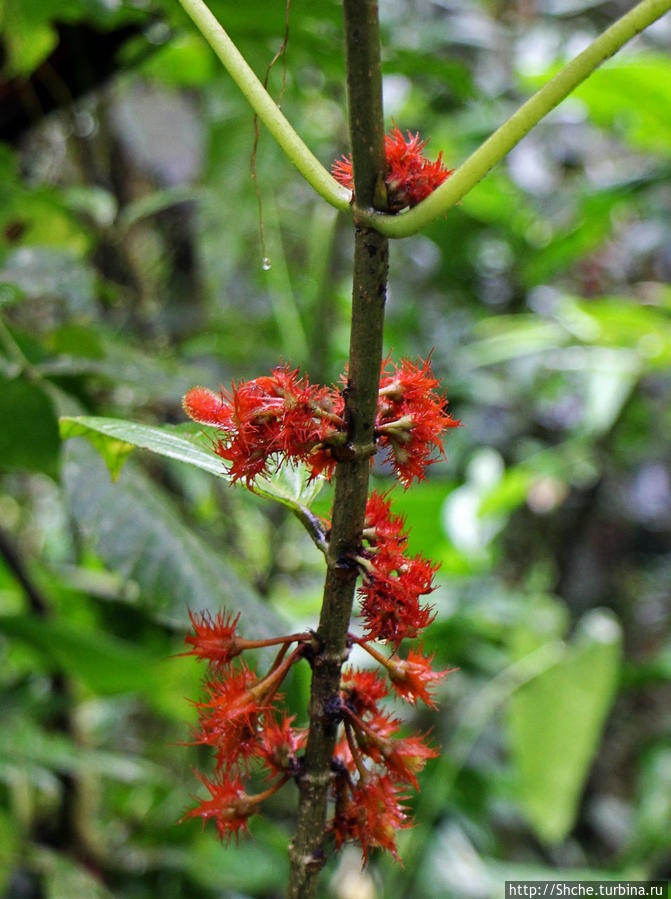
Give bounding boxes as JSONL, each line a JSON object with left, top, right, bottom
{"left": 183, "top": 366, "right": 345, "bottom": 484}
{"left": 357, "top": 491, "right": 438, "bottom": 644}
{"left": 181, "top": 609, "right": 448, "bottom": 860}
{"left": 183, "top": 356, "right": 458, "bottom": 489}
{"left": 377, "top": 356, "right": 460, "bottom": 487}
{"left": 332, "top": 665, "right": 442, "bottom": 862}
{"left": 181, "top": 613, "right": 309, "bottom": 843}
{"left": 332, "top": 124, "right": 454, "bottom": 210}
{"left": 181, "top": 355, "right": 457, "bottom": 862}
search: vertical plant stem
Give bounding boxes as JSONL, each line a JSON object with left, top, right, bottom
{"left": 286, "top": 2, "right": 388, "bottom": 896}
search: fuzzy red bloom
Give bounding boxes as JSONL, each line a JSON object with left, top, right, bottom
{"left": 332, "top": 124, "right": 453, "bottom": 211}
{"left": 183, "top": 386, "right": 234, "bottom": 428}
{"left": 183, "top": 366, "right": 344, "bottom": 485}
{"left": 184, "top": 609, "right": 242, "bottom": 667}
{"left": 358, "top": 548, "right": 439, "bottom": 645}
{"left": 376, "top": 356, "right": 460, "bottom": 487}
{"left": 364, "top": 490, "right": 407, "bottom": 543}
{"left": 189, "top": 665, "right": 266, "bottom": 769}
{"left": 331, "top": 774, "right": 410, "bottom": 864}
{"left": 181, "top": 771, "right": 256, "bottom": 844}
{"left": 381, "top": 734, "right": 439, "bottom": 789}
{"left": 341, "top": 667, "right": 389, "bottom": 717}
{"left": 257, "top": 713, "right": 306, "bottom": 777}
{"left": 387, "top": 646, "right": 451, "bottom": 708}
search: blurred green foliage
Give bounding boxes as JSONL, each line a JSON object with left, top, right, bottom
{"left": 1, "top": 1, "right": 670, "bottom": 897}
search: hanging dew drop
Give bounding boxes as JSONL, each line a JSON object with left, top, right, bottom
{"left": 262, "top": 257, "right": 272, "bottom": 271}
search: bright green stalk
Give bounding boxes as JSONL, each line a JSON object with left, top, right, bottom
{"left": 176, "top": 0, "right": 351, "bottom": 212}
{"left": 358, "top": 0, "right": 671, "bottom": 237}
{"left": 178, "top": 0, "right": 669, "bottom": 230}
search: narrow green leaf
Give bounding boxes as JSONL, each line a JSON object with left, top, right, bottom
{"left": 59, "top": 416, "right": 219, "bottom": 482}
{"left": 59, "top": 415, "right": 326, "bottom": 546}
{"left": 508, "top": 609, "right": 622, "bottom": 843}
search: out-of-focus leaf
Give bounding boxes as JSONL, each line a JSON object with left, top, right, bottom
{"left": 61, "top": 438, "right": 283, "bottom": 635}
{"left": 0, "top": 0, "right": 142, "bottom": 76}
{"left": 522, "top": 191, "right": 628, "bottom": 287}
{"left": 567, "top": 296, "right": 671, "bottom": 369}
{"left": 0, "top": 191, "right": 91, "bottom": 258}
{"left": 0, "top": 613, "right": 165, "bottom": 697}
{"left": 0, "top": 1, "right": 58, "bottom": 75}
{"left": 38, "top": 335, "right": 209, "bottom": 400}
{"left": 524, "top": 55, "right": 671, "bottom": 156}
{"left": 632, "top": 744, "right": 671, "bottom": 853}
{"left": 462, "top": 316, "right": 568, "bottom": 368}
{"left": 0, "top": 715, "right": 167, "bottom": 784}
{"left": 478, "top": 467, "right": 534, "bottom": 518}
{"left": 0, "top": 375, "right": 60, "bottom": 477}
{"left": 61, "top": 186, "right": 118, "bottom": 229}
{"left": 45, "top": 324, "right": 105, "bottom": 360}
{"left": 116, "top": 185, "right": 202, "bottom": 232}
{"left": 136, "top": 32, "right": 218, "bottom": 87}
{"left": 508, "top": 609, "right": 622, "bottom": 843}
{"left": 186, "top": 827, "right": 290, "bottom": 894}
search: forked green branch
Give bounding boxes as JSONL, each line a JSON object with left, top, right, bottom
{"left": 176, "top": 0, "right": 351, "bottom": 212}
{"left": 178, "top": 0, "right": 670, "bottom": 236}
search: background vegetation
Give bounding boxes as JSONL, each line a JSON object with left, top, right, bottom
{"left": 1, "top": 0, "right": 670, "bottom": 896}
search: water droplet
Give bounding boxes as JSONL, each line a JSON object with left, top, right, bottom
{"left": 262, "top": 257, "right": 272, "bottom": 271}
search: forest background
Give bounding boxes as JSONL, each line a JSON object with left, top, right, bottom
{"left": 0, "top": 0, "right": 670, "bottom": 897}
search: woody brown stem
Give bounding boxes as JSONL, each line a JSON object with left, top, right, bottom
{"left": 285, "top": 2, "right": 388, "bottom": 896}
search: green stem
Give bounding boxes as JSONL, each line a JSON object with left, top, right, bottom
{"left": 357, "top": 0, "right": 671, "bottom": 237}
{"left": 176, "top": 0, "right": 351, "bottom": 212}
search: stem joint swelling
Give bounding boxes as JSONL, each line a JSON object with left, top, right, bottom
{"left": 287, "top": 842, "right": 326, "bottom": 875}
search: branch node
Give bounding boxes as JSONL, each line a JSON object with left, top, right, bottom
{"left": 298, "top": 770, "right": 333, "bottom": 787}
{"left": 288, "top": 841, "right": 327, "bottom": 873}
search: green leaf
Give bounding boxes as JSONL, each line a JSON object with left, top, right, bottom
{"left": 508, "top": 609, "right": 622, "bottom": 843}
{"left": 59, "top": 416, "right": 326, "bottom": 546}
{"left": 529, "top": 55, "right": 671, "bottom": 156}
{"left": 135, "top": 32, "right": 219, "bottom": 87}
{"left": 59, "top": 416, "right": 225, "bottom": 481}
{"left": 0, "top": 375, "right": 60, "bottom": 477}
{"left": 61, "top": 437, "right": 283, "bottom": 637}
{"left": 632, "top": 743, "right": 671, "bottom": 853}
{"left": 0, "top": 248, "right": 97, "bottom": 316}
{"left": 462, "top": 316, "right": 568, "bottom": 368}
{"left": 0, "top": 615, "right": 167, "bottom": 695}
{"left": 0, "top": 613, "right": 164, "bottom": 697}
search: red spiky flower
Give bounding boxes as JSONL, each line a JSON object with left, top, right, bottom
{"left": 183, "top": 366, "right": 345, "bottom": 485}
{"left": 376, "top": 356, "right": 460, "bottom": 487}
{"left": 332, "top": 124, "right": 454, "bottom": 211}
{"left": 181, "top": 771, "right": 286, "bottom": 844}
{"left": 180, "top": 354, "right": 460, "bottom": 866}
